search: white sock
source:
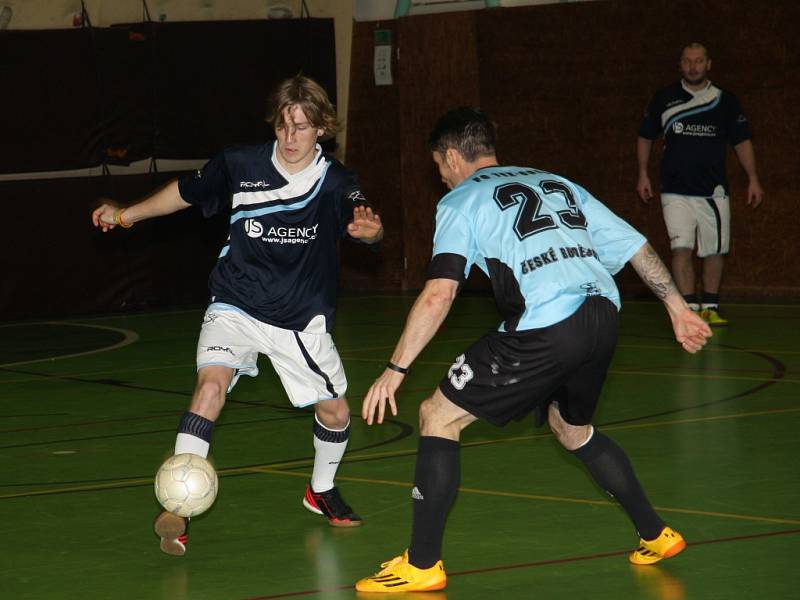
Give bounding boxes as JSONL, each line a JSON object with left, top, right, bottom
{"left": 576, "top": 425, "right": 595, "bottom": 449}
{"left": 175, "top": 433, "right": 209, "bottom": 458}
{"left": 311, "top": 414, "right": 350, "bottom": 493}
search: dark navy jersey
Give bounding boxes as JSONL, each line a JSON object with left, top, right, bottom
{"left": 178, "top": 142, "right": 367, "bottom": 333}
{"left": 639, "top": 81, "right": 752, "bottom": 197}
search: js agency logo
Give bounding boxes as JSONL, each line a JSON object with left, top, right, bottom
{"left": 244, "top": 219, "right": 263, "bottom": 238}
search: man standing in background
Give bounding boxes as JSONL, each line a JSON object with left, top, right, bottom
{"left": 636, "top": 42, "right": 763, "bottom": 326}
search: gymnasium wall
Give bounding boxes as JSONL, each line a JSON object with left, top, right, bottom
{"left": 0, "top": 0, "right": 356, "bottom": 157}
{"left": 0, "top": 173, "right": 225, "bottom": 318}
{"left": 346, "top": 0, "right": 800, "bottom": 300}
{"left": 0, "top": 19, "right": 336, "bottom": 320}
{"left": 2, "top": 0, "right": 798, "bottom": 322}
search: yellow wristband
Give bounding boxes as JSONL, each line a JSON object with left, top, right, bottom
{"left": 115, "top": 208, "right": 133, "bottom": 228}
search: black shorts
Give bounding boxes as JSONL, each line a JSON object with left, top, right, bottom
{"left": 438, "top": 296, "right": 618, "bottom": 427}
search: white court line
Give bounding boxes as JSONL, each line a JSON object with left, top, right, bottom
{"left": 0, "top": 322, "right": 139, "bottom": 368}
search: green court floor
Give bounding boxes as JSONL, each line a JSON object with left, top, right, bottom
{"left": 1, "top": 295, "right": 797, "bottom": 599}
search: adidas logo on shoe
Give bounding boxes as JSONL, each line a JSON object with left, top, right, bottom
{"left": 411, "top": 486, "right": 425, "bottom": 501}
{"left": 630, "top": 526, "right": 686, "bottom": 565}
{"left": 355, "top": 550, "right": 447, "bottom": 592}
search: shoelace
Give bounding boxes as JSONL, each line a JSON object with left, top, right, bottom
{"left": 319, "top": 488, "right": 352, "bottom": 514}
{"left": 378, "top": 555, "right": 404, "bottom": 572}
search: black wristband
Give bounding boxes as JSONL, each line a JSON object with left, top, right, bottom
{"left": 386, "top": 361, "right": 410, "bottom": 375}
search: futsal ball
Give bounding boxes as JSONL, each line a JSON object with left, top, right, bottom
{"left": 154, "top": 453, "right": 218, "bottom": 518}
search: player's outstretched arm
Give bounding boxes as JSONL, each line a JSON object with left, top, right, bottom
{"left": 629, "top": 242, "right": 712, "bottom": 354}
{"left": 91, "top": 180, "right": 191, "bottom": 232}
{"left": 362, "top": 277, "right": 459, "bottom": 425}
{"left": 347, "top": 205, "right": 384, "bottom": 243}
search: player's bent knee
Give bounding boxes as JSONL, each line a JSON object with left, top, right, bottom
{"left": 315, "top": 397, "right": 350, "bottom": 429}
{"left": 547, "top": 404, "right": 591, "bottom": 450}
{"left": 418, "top": 397, "right": 435, "bottom": 428}
{"left": 419, "top": 392, "right": 473, "bottom": 440}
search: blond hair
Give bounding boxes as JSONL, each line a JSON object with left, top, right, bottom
{"left": 265, "top": 74, "right": 340, "bottom": 140}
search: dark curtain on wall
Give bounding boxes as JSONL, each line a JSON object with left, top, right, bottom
{"left": 0, "top": 19, "right": 336, "bottom": 174}
{"left": 0, "top": 19, "right": 336, "bottom": 320}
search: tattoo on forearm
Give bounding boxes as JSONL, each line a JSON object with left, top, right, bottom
{"left": 631, "top": 244, "right": 680, "bottom": 300}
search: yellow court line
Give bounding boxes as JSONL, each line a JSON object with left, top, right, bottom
{"left": 2, "top": 408, "right": 798, "bottom": 501}
{"left": 458, "top": 487, "right": 800, "bottom": 526}
{"left": 4, "top": 466, "right": 799, "bottom": 526}
{"left": 245, "top": 466, "right": 800, "bottom": 526}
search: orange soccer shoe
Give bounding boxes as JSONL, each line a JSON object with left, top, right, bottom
{"left": 355, "top": 550, "right": 447, "bottom": 593}
{"left": 630, "top": 526, "right": 686, "bottom": 566}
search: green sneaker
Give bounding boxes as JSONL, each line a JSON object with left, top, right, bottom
{"left": 700, "top": 307, "right": 728, "bottom": 327}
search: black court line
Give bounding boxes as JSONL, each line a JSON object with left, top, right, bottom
{"left": 0, "top": 418, "right": 413, "bottom": 497}
{"left": 599, "top": 341, "right": 785, "bottom": 428}
{"left": 0, "top": 414, "right": 310, "bottom": 452}
{"left": 1, "top": 328, "right": 785, "bottom": 497}
{"left": 275, "top": 337, "right": 787, "bottom": 472}
{"left": 0, "top": 403, "right": 275, "bottom": 435}
{"left": 0, "top": 365, "right": 265, "bottom": 407}
{"left": 0, "top": 412, "right": 70, "bottom": 419}
{"left": 241, "top": 528, "right": 800, "bottom": 599}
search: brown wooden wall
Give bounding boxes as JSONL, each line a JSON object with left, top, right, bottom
{"left": 344, "top": 0, "right": 800, "bottom": 300}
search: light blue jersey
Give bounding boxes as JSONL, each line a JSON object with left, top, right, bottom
{"left": 431, "top": 166, "right": 646, "bottom": 332}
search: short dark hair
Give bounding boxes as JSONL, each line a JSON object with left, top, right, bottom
{"left": 682, "top": 42, "right": 709, "bottom": 59}
{"left": 428, "top": 107, "right": 497, "bottom": 162}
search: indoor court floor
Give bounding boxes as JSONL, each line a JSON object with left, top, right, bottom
{"left": 1, "top": 294, "right": 797, "bottom": 599}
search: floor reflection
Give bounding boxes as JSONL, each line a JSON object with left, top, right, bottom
{"left": 630, "top": 564, "right": 686, "bottom": 600}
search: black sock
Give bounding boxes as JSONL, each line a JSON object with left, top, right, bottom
{"left": 682, "top": 293, "right": 698, "bottom": 305}
{"left": 408, "top": 436, "right": 460, "bottom": 568}
{"left": 702, "top": 292, "right": 720, "bottom": 308}
{"left": 572, "top": 429, "right": 665, "bottom": 540}
{"left": 177, "top": 411, "right": 214, "bottom": 442}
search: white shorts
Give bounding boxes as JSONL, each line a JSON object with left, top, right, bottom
{"left": 661, "top": 188, "right": 730, "bottom": 257}
{"left": 195, "top": 303, "right": 347, "bottom": 407}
